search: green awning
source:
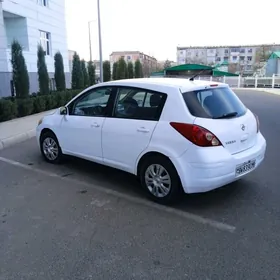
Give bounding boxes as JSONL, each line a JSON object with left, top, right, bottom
{"left": 212, "top": 70, "right": 238, "bottom": 77}
{"left": 268, "top": 51, "right": 280, "bottom": 59}
{"left": 165, "top": 64, "right": 213, "bottom": 71}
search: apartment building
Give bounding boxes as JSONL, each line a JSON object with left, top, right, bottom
{"left": 177, "top": 44, "right": 280, "bottom": 75}
{"left": 109, "top": 51, "right": 157, "bottom": 77}
{"left": 0, "top": 0, "right": 70, "bottom": 97}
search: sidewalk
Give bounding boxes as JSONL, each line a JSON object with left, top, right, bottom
{"left": 232, "top": 87, "right": 280, "bottom": 95}
{"left": 0, "top": 110, "right": 55, "bottom": 150}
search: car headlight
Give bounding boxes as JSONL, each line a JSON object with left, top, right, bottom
{"left": 38, "top": 118, "right": 43, "bottom": 126}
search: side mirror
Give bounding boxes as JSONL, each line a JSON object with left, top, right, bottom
{"left": 60, "top": 106, "right": 68, "bottom": 115}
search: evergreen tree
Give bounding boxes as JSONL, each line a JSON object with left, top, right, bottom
{"left": 37, "top": 44, "right": 50, "bottom": 94}
{"left": 54, "top": 51, "right": 66, "bottom": 91}
{"left": 117, "top": 57, "right": 127, "bottom": 79}
{"left": 71, "top": 52, "right": 82, "bottom": 89}
{"left": 112, "top": 62, "right": 118, "bottom": 80}
{"left": 87, "top": 61, "right": 96, "bottom": 85}
{"left": 11, "top": 40, "right": 30, "bottom": 98}
{"left": 127, "top": 61, "right": 134, "bottom": 79}
{"left": 81, "top": 59, "right": 89, "bottom": 87}
{"left": 134, "top": 59, "right": 143, "bottom": 78}
{"left": 103, "top": 60, "right": 111, "bottom": 82}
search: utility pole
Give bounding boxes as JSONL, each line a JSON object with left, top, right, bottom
{"left": 97, "top": 0, "right": 103, "bottom": 82}
{"left": 88, "top": 21, "right": 92, "bottom": 61}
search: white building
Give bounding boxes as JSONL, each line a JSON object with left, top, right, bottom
{"left": 0, "top": 0, "right": 70, "bottom": 97}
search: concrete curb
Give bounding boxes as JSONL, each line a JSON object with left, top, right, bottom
{"left": 0, "top": 129, "right": 36, "bottom": 151}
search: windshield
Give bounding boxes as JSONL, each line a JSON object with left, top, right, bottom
{"left": 182, "top": 87, "right": 247, "bottom": 119}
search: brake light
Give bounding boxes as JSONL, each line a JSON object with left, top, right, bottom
{"left": 210, "top": 84, "right": 218, "bottom": 87}
{"left": 170, "top": 122, "right": 222, "bottom": 147}
{"left": 254, "top": 114, "right": 260, "bottom": 133}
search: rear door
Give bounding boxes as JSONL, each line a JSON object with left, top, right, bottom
{"left": 102, "top": 86, "right": 167, "bottom": 172}
{"left": 183, "top": 86, "right": 258, "bottom": 155}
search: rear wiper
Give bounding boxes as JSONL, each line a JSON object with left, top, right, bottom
{"left": 213, "top": 112, "right": 238, "bottom": 119}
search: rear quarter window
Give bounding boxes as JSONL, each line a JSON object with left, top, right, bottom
{"left": 182, "top": 87, "right": 247, "bottom": 119}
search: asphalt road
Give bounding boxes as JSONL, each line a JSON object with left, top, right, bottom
{"left": 0, "top": 90, "right": 280, "bottom": 280}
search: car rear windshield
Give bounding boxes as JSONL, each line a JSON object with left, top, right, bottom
{"left": 182, "top": 87, "right": 247, "bottom": 119}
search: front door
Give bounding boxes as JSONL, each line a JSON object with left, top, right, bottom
{"left": 58, "top": 86, "right": 116, "bottom": 162}
{"left": 102, "top": 86, "right": 166, "bottom": 173}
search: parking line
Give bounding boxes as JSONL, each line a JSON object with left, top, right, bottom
{"left": 0, "top": 156, "right": 236, "bottom": 233}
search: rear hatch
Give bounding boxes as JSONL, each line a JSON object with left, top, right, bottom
{"left": 182, "top": 85, "right": 258, "bottom": 155}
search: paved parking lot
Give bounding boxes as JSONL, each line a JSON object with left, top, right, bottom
{"left": 0, "top": 90, "right": 280, "bottom": 279}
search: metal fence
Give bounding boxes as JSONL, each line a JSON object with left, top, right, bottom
{"left": 155, "top": 74, "right": 280, "bottom": 89}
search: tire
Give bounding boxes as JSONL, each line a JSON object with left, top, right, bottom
{"left": 40, "top": 131, "right": 63, "bottom": 164}
{"left": 139, "top": 155, "right": 183, "bottom": 204}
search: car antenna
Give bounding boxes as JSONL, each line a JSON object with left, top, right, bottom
{"left": 189, "top": 68, "right": 213, "bottom": 81}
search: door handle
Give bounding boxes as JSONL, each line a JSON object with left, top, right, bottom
{"left": 91, "top": 122, "right": 100, "bottom": 128}
{"left": 137, "top": 127, "right": 150, "bottom": 133}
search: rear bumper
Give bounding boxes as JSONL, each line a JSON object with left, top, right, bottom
{"left": 172, "top": 132, "right": 266, "bottom": 193}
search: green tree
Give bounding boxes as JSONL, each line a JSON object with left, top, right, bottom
{"left": 127, "top": 61, "right": 134, "bottom": 79}
{"left": 163, "top": 59, "right": 172, "bottom": 69}
{"left": 37, "top": 44, "right": 49, "bottom": 94}
{"left": 71, "top": 52, "right": 82, "bottom": 89}
{"left": 112, "top": 62, "right": 118, "bottom": 80}
{"left": 103, "top": 60, "right": 111, "bottom": 82}
{"left": 81, "top": 59, "right": 89, "bottom": 87}
{"left": 11, "top": 40, "right": 30, "bottom": 98}
{"left": 54, "top": 51, "right": 66, "bottom": 91}
{"left": 134, "top": 59, "right": 143, "bottom": 78}
{"left": 87, "top": 61, "right": 96, "bottom": 85}
{"left": 117, "top": 57, "right": 127, "bottom": 79}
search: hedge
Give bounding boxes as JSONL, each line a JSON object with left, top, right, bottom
{"left": 0, "top": 89, "right": 81, "bottom": 122}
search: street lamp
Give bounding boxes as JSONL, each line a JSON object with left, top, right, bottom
{"left": 88, "top": 19, "right": 96, "bottom": 62}
{"left": 97, "top": 0, "right": 103, "bottom": 82}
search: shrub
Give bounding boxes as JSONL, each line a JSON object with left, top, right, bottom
{"left": 54, "top": 51, "right": 66, "bottom": 91}
{"left": 37, "top": 44, "right": 50, "bottom": 95}
{"left": 17, "top": 98, "right": 34, "bottom": 117}
{"left": 0, "top": 99, "right": 17, "bottom": 122}
{"left": 33, "top": 95, "right": 46, "bottom": 113}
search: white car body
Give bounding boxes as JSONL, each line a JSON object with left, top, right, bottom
{"left": 36, "top": 78, "right": 266, "bottom": 195}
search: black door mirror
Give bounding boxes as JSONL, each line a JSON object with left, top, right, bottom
{"left": 60, "top": 106, "right": 68, "bottom": 115}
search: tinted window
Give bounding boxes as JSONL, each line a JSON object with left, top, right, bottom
{"left": 183, "top": 87, "right": 247, "bottom": 119}
{"left": 114, "top": 87, "right": 166, "bottom": 121}
{"left": 69, "top": 87, "right": 114, "bottom": 117}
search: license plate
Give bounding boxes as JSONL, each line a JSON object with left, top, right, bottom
{"left": 235, "top": 159, "right": 256, "bottom": 176}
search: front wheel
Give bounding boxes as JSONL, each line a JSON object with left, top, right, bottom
{"left": 40, "top": 131, "right": 63, "bottom": 164}
{"left": 139, "top": 155, "right": 183, "bottom": 204}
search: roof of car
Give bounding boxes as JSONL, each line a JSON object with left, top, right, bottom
{"left": 101, "top": 78, "right": 226, "bottom": 92}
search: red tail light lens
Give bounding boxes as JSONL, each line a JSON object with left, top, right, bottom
{"left": 170, "top": 122, "right": 222, "bottom": 147}
{"left": 254, "top": 114, "right": 260, "bottom": 133}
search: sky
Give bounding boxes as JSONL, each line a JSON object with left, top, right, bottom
{"left": 65, "top": 0, "right": 279, "bottom": 62}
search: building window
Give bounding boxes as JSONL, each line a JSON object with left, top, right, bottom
{"left": 240, "top": 56, "right": 245, "bottom": 61}
{"left": 224, "top": 56, "right": 229, "bottom": 61}
{"left": 225, "top": 49, "right": 229, "bottom": 54}
{"left": 232, "top": 56, "right": 237, "bottom": 61}
{"left": 231, "top": 48, "right": 240, "bottom": 53}
{"left": 240, "top": 49, "right": 245, "bottom": 53}
{"left": 216, "top": 57, "right": 221, "bottom": 61}
{"left": 39, "top": 31, "right": 51, "bottom": 55}
{"left": 248, "top": 48, "right": 253, "bottom": 53}
{"left": 38, "top": 0, "right": 48, "bottom": 7}
{"left": 127, "top": 56, "right": 131, "bottom": 60}
{"left": 247, "top": 56, "right": 252, "bottom": 61}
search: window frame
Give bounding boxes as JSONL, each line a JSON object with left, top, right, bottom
{"left": 38, "top": 0, "right": 48, "bottom": 7}
{"left": 67, "top": 86, "right": 117, "bottom": 117}
{"left": 111, "top": 86, "right": 167, "bottom": 121}
{"left": 39, "top": 30, "right": 51, "bottom": 56}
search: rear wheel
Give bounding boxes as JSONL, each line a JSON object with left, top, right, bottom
{"left": 40, "top": 131, "right": 63, "bottom": 164}
{"left": 139, "top": 155, "right": 183, "bottom": 204}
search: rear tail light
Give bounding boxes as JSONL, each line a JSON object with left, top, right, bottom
{"left": 170, "top": 122, "right": 222, "bottom": 147}
{"left": 254, "top": 114, "right": 260, "bottom": 133}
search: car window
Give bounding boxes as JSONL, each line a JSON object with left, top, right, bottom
{"left": 114, "top": 87, "right": 166, "bottom": 121}
{"left": 70, "top": 87, "right": 114, "bottom": 117}
{"left": 182, "top": 87, "right": 247, "bottom": 119}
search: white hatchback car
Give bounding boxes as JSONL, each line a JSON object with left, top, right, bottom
{"left": 36, "top": 78, "right": 266, "bottom": 204}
